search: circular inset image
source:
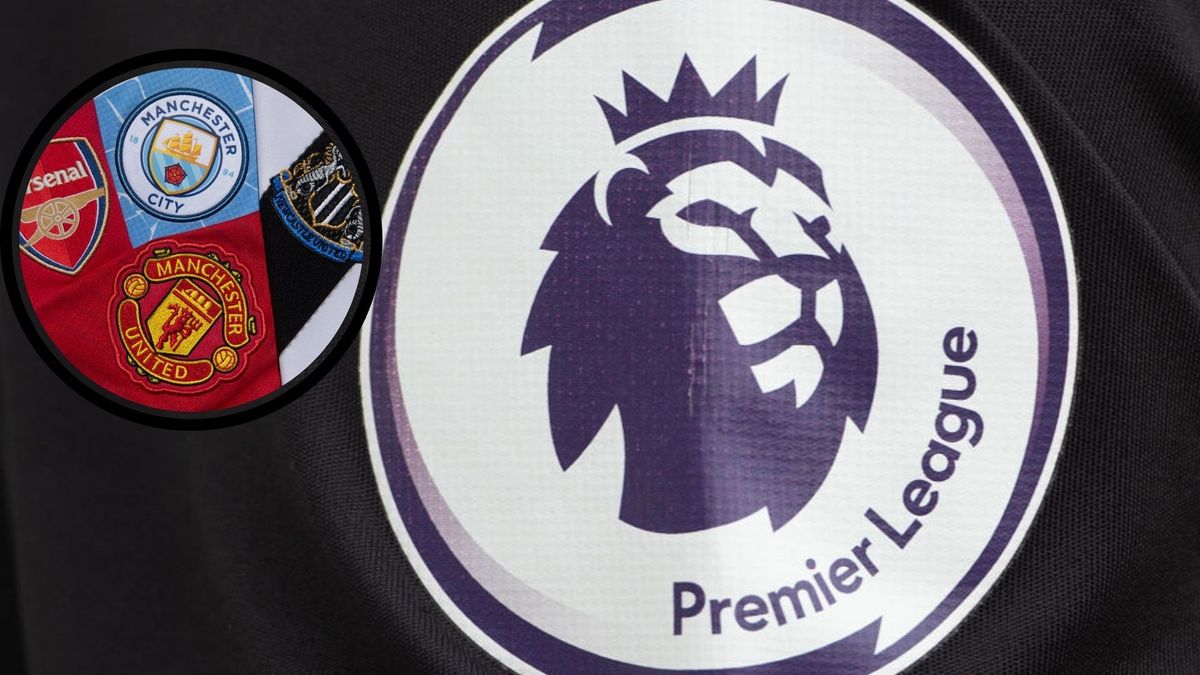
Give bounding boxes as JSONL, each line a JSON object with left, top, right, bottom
{"left": 4, "top": 52, "right": 379, "bottom": 426}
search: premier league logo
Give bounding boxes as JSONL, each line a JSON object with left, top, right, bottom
{"left": 115, "top": 89, "right": 248, "bottom": 222}
{"left": 364, "top": 1, "right": 1078, "bottom": 673}
{"left": 523, "top": 57, "right": 877, "bottom": 533}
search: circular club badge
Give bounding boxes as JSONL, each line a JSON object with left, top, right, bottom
{"left": 115, "top": 89, "right": 249, "bottom": 222}
{"left": 363, "top": 1, "right": 1077, "bottom": 673}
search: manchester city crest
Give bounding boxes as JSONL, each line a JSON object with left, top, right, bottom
{"left": 363, "top": 0, "right": 1078, "bottom": 673}
{"left": 115, "top": 89, "right": 248, "bottom": 222}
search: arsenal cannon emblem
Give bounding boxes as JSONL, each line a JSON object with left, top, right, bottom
{"left": 18, "top": 137, "right": 108, "bottom": 274}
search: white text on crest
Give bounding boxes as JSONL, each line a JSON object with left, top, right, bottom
{"left": 27, "top": 160, "right": 90, "bottom": 194}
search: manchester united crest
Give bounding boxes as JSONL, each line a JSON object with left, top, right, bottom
{"left": 110, "top": 242, "right": 262, "bottom": 392}
{"left": 19, "top": 137, "right": 108, "bottom": 274}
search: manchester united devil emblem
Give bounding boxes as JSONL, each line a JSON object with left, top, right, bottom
{"left": 110, "top": 242, "right": 262, "bottom": 392}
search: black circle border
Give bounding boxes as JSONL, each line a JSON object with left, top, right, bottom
{"left": 2, "top": 49, "right": 383, "bottom": 429}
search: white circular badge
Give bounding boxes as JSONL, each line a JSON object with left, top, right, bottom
{"left": 363, "top": 1, "right": 1077, "bottom": 673}
{"left": 115, "top": 89, "right": 248, "bottom": 222}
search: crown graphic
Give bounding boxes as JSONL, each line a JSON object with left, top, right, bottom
{"left": 164, "top": 131, "right": 203, "bottom": 161}
{"left": 597, "top": 56, "right": 787, "bottom": 144}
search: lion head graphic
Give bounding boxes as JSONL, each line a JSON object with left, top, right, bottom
{"left": 522, "top": 57, "right": 878, "bottom": 534}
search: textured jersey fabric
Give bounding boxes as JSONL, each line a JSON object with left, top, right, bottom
{"left": 1, "top": 0, "right": 1199, "bottom": 673}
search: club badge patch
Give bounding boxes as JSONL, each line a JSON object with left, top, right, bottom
{"left": 270, "top": 141, "right": 365, "bottom": 263}
{"left": 363, "top": 1, "right": 1077, "bottom": 673}
{"left": 18, "top": 137, "right": 108, "bottom": 274}
{"left": 111, "top": 241, "right": 261, "bottom": 392}
{"left": 114, "top": 89, "right": 248, "bottom": 223}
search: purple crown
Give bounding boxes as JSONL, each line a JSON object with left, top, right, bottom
{"left": 597, "top": 56, "right": 787, "bottom": 144}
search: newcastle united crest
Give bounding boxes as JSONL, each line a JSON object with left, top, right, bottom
{"left": 110, "top": 242, "right": 262, "bottom": 392}
{"left": 270, "top": 140, "right": 365, "bottom": 263}
{"left": 18, "top": 137, "right": 108, "bottom": 274}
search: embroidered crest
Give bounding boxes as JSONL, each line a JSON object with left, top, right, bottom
{"left": 270, "top": 141, "right": 365, "bottom": 263}
{"left": 114, "top": 88, "right": 248, "bottom": 223}
{"left": 18, "top": 137, "right": 108, "bottom": 274}
{"left": 111, "top": 242, "right": 261, "bottom": 392}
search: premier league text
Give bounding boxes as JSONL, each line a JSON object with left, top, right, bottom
{"left": 673, "top": 327, "right": 982, "bottom": 636}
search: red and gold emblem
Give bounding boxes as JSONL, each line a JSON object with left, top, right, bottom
{"left": 110, "top": 241, "right": 262, "bottom": 392}
{"left": 19, "top": 137, "right": 108, "bottom": 274}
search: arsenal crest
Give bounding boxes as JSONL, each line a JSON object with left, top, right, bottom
{"left": 110, "top": 242, "right": 262, "bottom": 392}
{"left": 270, "top": 140, "right": 365, "bottom": 263}
{"left": 19, "top": 137, "right": 108, "bottom": 274}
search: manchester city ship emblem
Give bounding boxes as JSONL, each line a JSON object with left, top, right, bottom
{"left": 115, "top": 89, "right": 248, "bottom": 222}
{"left": 18, "top": 137, "right": 108, "bottom": 274}
{"left": 363, "top": 1, "right": 1077, "bottom": 673}
{"left": 110, "top": 241, "right": 262, "bottom": 393}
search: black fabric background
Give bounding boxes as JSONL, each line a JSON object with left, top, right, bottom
{"left": 1, "top": 1, "right": 1199, "bottom": 673}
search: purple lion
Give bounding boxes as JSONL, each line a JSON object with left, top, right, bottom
{"left": 522, "top": 57, "right": 878, "bottom": 533}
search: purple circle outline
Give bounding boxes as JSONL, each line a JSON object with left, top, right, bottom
{"left": 367, "top": 1, "right": 1074, "bottom": 672}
